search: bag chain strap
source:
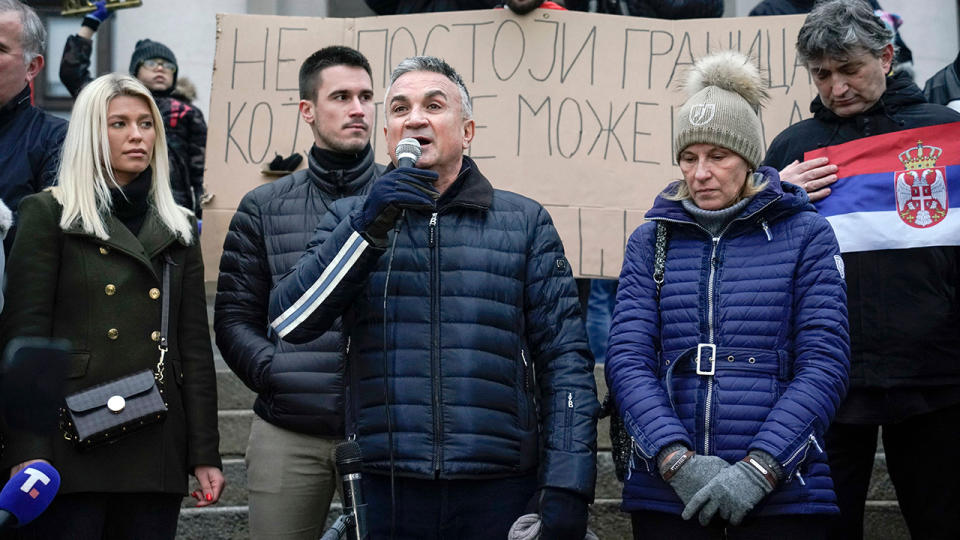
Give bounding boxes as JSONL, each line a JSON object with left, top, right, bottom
{"left": 156, "top": 252, "right": 173, "bottom": 384}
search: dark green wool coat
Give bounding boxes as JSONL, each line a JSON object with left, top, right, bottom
{"left": 0, "top": 191, "right": 220, "bottom": 494}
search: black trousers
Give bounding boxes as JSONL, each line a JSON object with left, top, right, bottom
{"left": 631, "top": 511, "right": 828, "bottom": 539}
{"left": 825, "top": 401, "right": 960, "bottom": 540}
{"left": 362, "top": 472, "right": 537, "bottom": 540}
{"left": 14, "top": 492, "right": 182, "bottom": 540}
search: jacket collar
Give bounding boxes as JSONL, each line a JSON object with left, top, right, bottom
{"left": 810, "top": 70, "right": 926, "bottom": 123}
{"left": 65, "top": 207, "right": 180, "bottom": 279}
{"left": 645, "top": 166, "right": 811, "bottom": 230}
{"left": 382, "top": 155, "right": 493, "bottom": 212}
{"left": 0, "top": 85, "right": 31, "bottom": 127}
{"left": 306, "top": 143, "right": 378, "bottom": 197}
{"left": 438, "top": 156, "right": 493, "bottom": 211}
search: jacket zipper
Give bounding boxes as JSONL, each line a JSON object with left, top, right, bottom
{"left": 564, "top": 392, "right": 574, "bottom": 450}
{"left": 782, "top": 433, "right": 821, "bottom": 483}
{"left": 704, "top": 236, "right": 720, "bottom": 456}
{"left": 521, "top": 348, "right": 531, "bottom": 392}
{"left": 429, "top": 212, "right": 442, "bottom": 475}
{"left": 760, "top": 219, "right": 772, "bottom": 241}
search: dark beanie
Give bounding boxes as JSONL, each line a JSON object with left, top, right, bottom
{"left": 129, "top": 39, "right": 178, "bottom": 92}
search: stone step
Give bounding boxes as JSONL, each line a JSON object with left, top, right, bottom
{"left": 216, "top": 369, "right": 255, "bottom": 410}
{"left": 174, "top": 495, "right": 907, "bottom": 539}
{"left": 213, "top": 407, "right": 900, "bottom": 505}
{"left": 200, "top": 452, "right": 900, "bottom": 504}
{"left": 217, "top": 409, "right": 252, "bottom": 458}
{"left": 180, "top": 459, "right": 247, "bottom": 508}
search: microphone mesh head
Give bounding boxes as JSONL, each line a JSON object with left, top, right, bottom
{"left": 396, "top": 137, "right": 422, "bottom": 160}
{"left": 335, "top": 441, "right": 363, "bottom": 475}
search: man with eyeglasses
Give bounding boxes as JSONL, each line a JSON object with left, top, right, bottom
{"left": 59, "top": 2, "right": 208, "bottom": 218}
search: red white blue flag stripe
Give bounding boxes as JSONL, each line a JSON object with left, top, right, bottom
{"left": 805, "top": 122, "right": 960, "bottom": 253}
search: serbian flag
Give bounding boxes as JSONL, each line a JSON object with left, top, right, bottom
{"left": 806, "top": 121, "right": 960, "bottom": 253}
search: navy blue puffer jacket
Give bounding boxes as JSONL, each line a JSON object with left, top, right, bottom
{"left": 606, "top": 169, "right": 850, "bottom": 516}
{"left": 0, "top": 86, "right": 67, "bottom": 253}
{"left": 215, "top": 146, "right": 380, "bottom": 435}
{"left": 268, "top": 157, "right": 599, "bottom": 498}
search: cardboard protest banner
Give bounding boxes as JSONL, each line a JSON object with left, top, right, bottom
{"left": 202, "top": 10, "right": 814, "bottom": 281}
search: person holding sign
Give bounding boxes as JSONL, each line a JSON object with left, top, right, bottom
{"left": 763, "top": 1, "right": 960, "bottom": 538}
{"left": 268, "top": 55, "right": 599, "bottom": 540}
{"left": 606, "top": 50, "right": 849, "bottom": 538}
{"left": 59, "top": 1, "right": 208, "bottom": 219}
{"left": 215, "top": 46, "right": 383, "bottom": 540}
{"left": 0, "top": 73, "right": 223, "bottom": 539}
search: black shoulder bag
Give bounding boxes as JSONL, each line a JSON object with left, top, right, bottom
{"left": 601, "top": 221, "right": 669, "bottom": 481}
{"left": 61, "top": 254, "right": 172, "bottom": 450}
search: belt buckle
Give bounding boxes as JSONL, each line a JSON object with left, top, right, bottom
{"left": 696, "top": 344, "right": 716, "bottom": 376}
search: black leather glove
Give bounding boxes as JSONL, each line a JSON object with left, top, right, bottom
{"left": 537, "top": 487, "right": 589, "bottom": 540}
{"left": 350, "top": 167, "right": 439, "bottom": 243}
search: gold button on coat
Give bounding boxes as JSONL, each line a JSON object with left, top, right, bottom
{"left": 149, "top": 288, "right": 161, "bottom": 300}
{"left": 99, "top": 247, "right": 109, "bottom": 255}
{"left": 151, "top": 331, "right": 161, "bottom": 342}
{"left": 107, "top": 328, "right": 119, "bottom": 340}
{"left": 105, "top": 284, "right": 116, "bottom": 295}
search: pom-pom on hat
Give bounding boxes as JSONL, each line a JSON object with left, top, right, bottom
{"left": 674, "top": 51, "right": 768, "bottom": 170}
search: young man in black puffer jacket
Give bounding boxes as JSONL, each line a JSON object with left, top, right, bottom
{"left": 214, "top": 46, "right": 382, "bottom": 540}
{"left": 59, "top": 4, "right": 207, "bottom": 217}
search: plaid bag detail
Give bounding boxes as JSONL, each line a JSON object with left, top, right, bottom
{"left": 63, "top": 369, "right": 167, "bottom": 450}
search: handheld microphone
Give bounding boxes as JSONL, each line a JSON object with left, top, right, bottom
{"left": 1, "top": 338, "right": 70, "bottom": 434}
{"left": 395, "top": 138, "right": 421, "bottom": 169}
{"left": 336, "top": 441, "right": 368, "bottom": 540}
{"left": 0, "top": 461, "right": 60, "bottom": 529}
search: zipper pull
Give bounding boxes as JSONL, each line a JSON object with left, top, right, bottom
{"left": 521, "top": 349, "right": 530, "bottom": 390}
{"left": 761, "top": 220, "right": 772, "bottom": 241}
{"left": 810, "top": 433, "right": 823, "bottom": 454}
{"left": 345, "top": 336, "right": 351, "bottom": 355}
{"left": 428, "top": 212, "right": 438, "bottom": 247}
{"left": 567, "top": 392, "right": 574, "bottom": 408}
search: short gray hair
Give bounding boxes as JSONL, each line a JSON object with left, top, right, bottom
{"left": 387, "top": 56, "right": 473, "bottom": 120}
{"left": 796, "top": 0, "right": 895, "bottom": 65}
{"left": 0, "top": 0, "right": 46, "bottom": 65}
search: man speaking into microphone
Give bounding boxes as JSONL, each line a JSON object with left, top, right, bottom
{"left": 270, "top": 56, "right": 599, "bottom": 540}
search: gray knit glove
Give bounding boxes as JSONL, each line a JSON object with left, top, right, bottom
{"left": 658, "top": 444, "right": 728, "bottom": 506}
{"left": 681, "top": 452, "right": 779, "bottom": 526}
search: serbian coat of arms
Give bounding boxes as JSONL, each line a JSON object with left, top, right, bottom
{"left": 895, "top": 141, "right": 948, "bottom": 228}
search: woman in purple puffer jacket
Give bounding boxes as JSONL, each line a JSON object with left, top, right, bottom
{"left": 606, "top": 51, "right": 850, "bottom": 539}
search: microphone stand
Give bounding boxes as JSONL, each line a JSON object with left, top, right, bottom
{"left": 319, "top": 514, "right": 355, "bottom": 540}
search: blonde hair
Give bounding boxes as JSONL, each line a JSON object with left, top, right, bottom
{"left": 52, "top": 74, "right": 193, "bottom": 243}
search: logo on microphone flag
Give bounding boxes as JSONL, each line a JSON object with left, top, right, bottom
{"left": 805, "top": 122, "right": 960, "bottom": 253}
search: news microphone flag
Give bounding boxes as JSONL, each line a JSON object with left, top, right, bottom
{"left": 0, "top": 461, "right": 60, "bottom": 527}
{"left": 805, "top": 121, "right": 960, "bottom": 253}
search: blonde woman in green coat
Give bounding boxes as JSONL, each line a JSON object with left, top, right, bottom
{"left": 0, "top": 74, "right": 223, "bottom": 539}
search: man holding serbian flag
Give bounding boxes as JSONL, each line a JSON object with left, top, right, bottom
{"left": 762, "top": 1, "right": 960, "bottom": 539}
{"left": 805, "top": 123, "right": 960, "bottom": 253}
